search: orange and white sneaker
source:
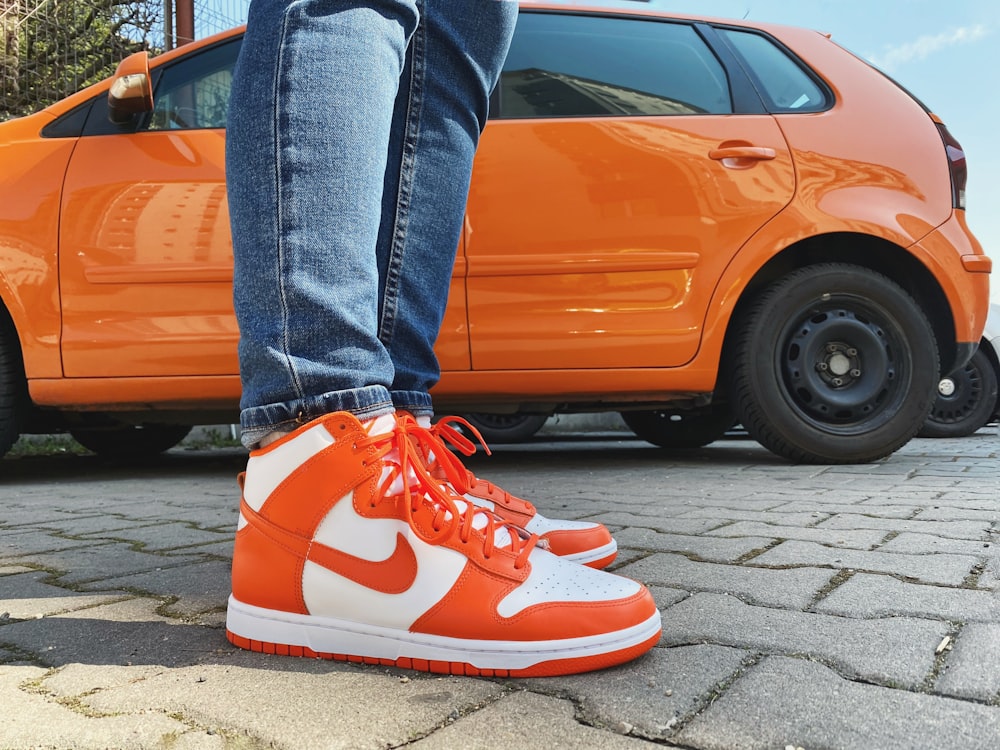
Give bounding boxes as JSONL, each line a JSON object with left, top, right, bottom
{"left": 415, "top": 416, "right": 618, "bottom": 569}
{"left": 226, "top": 411, "right": 660, "bottom": 677}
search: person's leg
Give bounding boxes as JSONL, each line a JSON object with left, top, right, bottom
{"left": 228, "top": 0, "right": 419, "bottom": 447}
{"left": 225, "top": 0, "right": 660, "bottom": 675}
{"left": 375, "top": 0, "right": 516, "bottom": 419}
{"left": 368, "top": 0, "right": 618, "bottom": 568}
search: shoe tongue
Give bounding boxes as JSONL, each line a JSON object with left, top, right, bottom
{"left": 364, "top": 414, "right": 513, "bottom": 550}
{"left": 365, "top": 413, "right": 397, "bottom": 436}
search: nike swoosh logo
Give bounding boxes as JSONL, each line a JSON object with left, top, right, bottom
{"left": 308, "top": 532, "right": 418, "bottom": 595}
{"left": 239, "top": 498, "right": 419, "bottom": 595}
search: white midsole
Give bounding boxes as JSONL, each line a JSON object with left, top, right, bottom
{"left": 227, "top": 595, "right": 660, "bottom": 670}
{"left": 559, "top": 539, "right": 618, "bottom": 566}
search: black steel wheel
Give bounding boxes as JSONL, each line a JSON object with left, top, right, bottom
{"left": 461, "top": 413, "right": 548, "bottom": 444}
{"left": 919, "top": 347, "right": 998, "bottom": 438}
{"left": 0, "top": 312, "right": 28, "bottom": 460}
{"left": 70, "top": 423, "right": 193, "bottom": 459}
{"left": 730, "top": 263, "right": 938, "bottom": 463}
{"left": 621, "top": 405, "right": 735, "bottom": 450}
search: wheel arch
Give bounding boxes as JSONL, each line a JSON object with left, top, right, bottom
{"left": 719, "top": 232, "right": 955, "bottom": 380}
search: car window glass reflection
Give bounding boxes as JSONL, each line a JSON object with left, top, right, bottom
{"left": 147, "top": 40, "right": 241, "bottom": 131}
{"left": 719, "top": 29, "right": 828, "bottom": 113}
{"left": 499, "top": 13, "right": 732, "bottom": 118}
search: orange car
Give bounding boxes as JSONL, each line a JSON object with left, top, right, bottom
{"left": 0, "top": 3, "right": 991, "bottom": 464}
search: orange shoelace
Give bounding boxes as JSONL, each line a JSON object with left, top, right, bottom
{"left": 420, "top": 416, "right": 537, "bottom": 514}
{"left": 359, "top": 414, "right": 537, "bottom": 569}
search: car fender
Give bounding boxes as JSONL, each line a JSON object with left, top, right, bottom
{"left": 691, "top": 196, "right": 987, "bottom": 383}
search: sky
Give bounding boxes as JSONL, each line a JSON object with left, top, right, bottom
{"left": 637, "top": 0, "right": 1000, "bottom": 301}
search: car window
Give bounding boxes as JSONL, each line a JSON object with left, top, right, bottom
{"left": 146, "top": 39, "right": 241, "bottom": 131}
{"left": 499, "top": 12, "right": 732, "bottom": 118}
{"left": 718, "top": 28, "right": 829, "bottom": 113}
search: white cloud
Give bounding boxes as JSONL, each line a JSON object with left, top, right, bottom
{"left": 870, "top": 24, "right": 990, "bottom": 71}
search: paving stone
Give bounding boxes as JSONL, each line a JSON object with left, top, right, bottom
{"left": 618, "top": 553, "right": 836, "bottom": 609}
{"left": 0, "top": 598, "right": 221, "bottom": 668}
{"left": 613, "top": 528, "right": 775, "bottom": 562}
{"left": 0, "top": 530, "right": 104, "bottom": 559}
{"left": 0, "top": 565, "right": 36, "bottom": 576}
{"left": 935, "top": 623, "right": 1000, "bottom": 702}
{"left": 877, "top": 532, "right": 998, "bottom": 557}
{"left": 816, "top": 514, "right": 991, "bottom": 540}
{"left": 0, "top": 571, "right": 129, "bottom": 619}
{"left": 159, "top": 540, "right": 234, "bottom": 560}
{"left": 772, "top": 502, "right": 921, "bottom": 519}
{"left": 411, "top": 690, "right": 658, "bottom": 749}
{"left": 78, "top": 559, "right": 232, "bottom": 617}
{"left": 814, "top": 572, "right": 1000, "bottom": 622}
{"left": 660, "top": 592, "right": 947, "bottom": 689}
{"left": 588, "top": 512, "right": 724, "bottom": 535}
{"left": 76, "top": 522, "right": 232, "bottom": 551}
{"left": 751, "top": 540, "right": 979, "bottom": 585}
{"left": 862, "top": 494, "right": 998, "bottom": 512}
{"left": 520, "top": 644, "right": 750, "bottom": 741}
{"left": 37, "top": 543, "right": 201, "bottom": 586}
{"left": 915, "top": 505, "right": 1000, "bottom": 522}
{"left": 61, "top": 659, "right": 503, "bottom": 750}
{"left": 706, "top": 521, "right": 885, "bottom": 549}
{"left": 0, "top": 664, "right": 196, "bottom": 750}
{"left": 675, "top": 656, "right": 1000, "bottom": 750}
{"left": 646, "top": 586, "right": 689, "bottom": 610}
{"left": 677, "top": 507, "right": 834, "bottom": 526}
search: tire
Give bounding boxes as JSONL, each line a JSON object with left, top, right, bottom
{"left": 918, "top": 347, "right": 998, "bottom": 438}
{"left": 621, "top": 405, "right": 735, "bottom": 449}
{"left": 729, "top": 263, "right": 938, "bottom": 464}
{"left": 70, "top": 423, "right": 193, "bottom": 459}
{"left": 461, "top": 413, "right": 548, "bottom": 444}
{"left": 0, "top": 314, "right": 28, "bottom": 460}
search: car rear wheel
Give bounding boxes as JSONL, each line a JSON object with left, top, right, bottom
{"left": 918, "top": 347, "right": 998, "bottom": 438}
{"left": 730, "top": 263, "right": 938, "bottom": 464}
{"left": 461, "top": 413, "right": 549, "bottom": 444}
{"left": 621, "top": 405, "right": 735, "bottom": 449}
{"left": 70, "top": 423, "right": 193, "bottom": 460}
{"left": 0, "top": 314, "right": 28, "bottom": 460}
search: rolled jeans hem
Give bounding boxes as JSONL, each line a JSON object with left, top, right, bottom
{"left": 239, "top": 385, "right": 395, "bottom": 449}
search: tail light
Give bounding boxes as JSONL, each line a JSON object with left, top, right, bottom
{"left": 936, "top": 122, "right": 967, "bottom": 209}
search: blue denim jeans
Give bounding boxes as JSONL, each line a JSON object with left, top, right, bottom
{"left": 227, "top": 0, "right": 517, "bottom": 447}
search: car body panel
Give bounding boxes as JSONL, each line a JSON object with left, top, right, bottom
{"left": 465, "top": 115, "right": 795, "bottom": 371}
{"left": 0, "top": 5, "right": 991, "bottom": 437}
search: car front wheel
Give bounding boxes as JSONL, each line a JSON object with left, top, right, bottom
{"left": 621, "top": 405, "right": 735, "bottom": 450}
{"left": 0, "top": 313, "right": 27, "bottom": 460}
{"left": 730, "top": 263, "right": 938, "bottom": 464}
{"left": 70, "top": 423, "right": 193, "bottom": 460}
{"left": 461, "top": 413, "right": 549, "bottom": 444}
{"left": 918, "top": 347, "right": 998, "bottom": 438}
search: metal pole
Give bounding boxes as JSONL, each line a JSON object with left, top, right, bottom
{"left": 176, "top": 0, "right": 194, "bottom": 46}
{"left": 163, "top": 0, "right": 174, "bottom": 49}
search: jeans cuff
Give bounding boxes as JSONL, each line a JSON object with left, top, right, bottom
{"left": 240, "top": 385, "right": 394, "bottom": 448}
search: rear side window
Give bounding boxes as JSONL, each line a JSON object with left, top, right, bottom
{"left": 719, "top": 28, "right": 829, "bottom": 113}
{"left": 499, "top": 12, "right": 732, "bottom": 118}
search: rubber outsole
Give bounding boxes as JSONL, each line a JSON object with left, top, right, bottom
{"left": 226, "top": 596, "right": 661, "bottom": 677}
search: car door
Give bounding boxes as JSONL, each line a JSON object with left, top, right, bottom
{"left": 58, "top": 39, "right": 240, "bottom": 378}
{"left": 464, "top": 11, "right": 796, "bottom": 371}
{"left": 57, "top": 37, "right": 472, "bottom": 380}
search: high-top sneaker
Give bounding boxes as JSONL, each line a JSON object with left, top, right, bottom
{"left": 413, "top": 416, "right": 617, "bottom": 569}
{"left": 227, "top": 410, "right": 660, "bottom": 676}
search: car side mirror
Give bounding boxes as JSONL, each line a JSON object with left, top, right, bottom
{"left": 107, "top": 51, "right": 153, "bottom": 124}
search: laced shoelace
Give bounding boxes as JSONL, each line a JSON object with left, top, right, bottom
{"left": 422, "top": 416, "right": 537, "bottom": 514}
{"left": 357, "top": 415, "right": 537, "bottom": 569}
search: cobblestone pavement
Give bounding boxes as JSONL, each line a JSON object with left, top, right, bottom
{"left": 1, "top": 423, "right": 999, "bottom": 749}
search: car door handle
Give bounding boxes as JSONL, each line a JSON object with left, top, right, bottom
{"left": 709, "top": 146, "right": 777, "bottom": 161}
